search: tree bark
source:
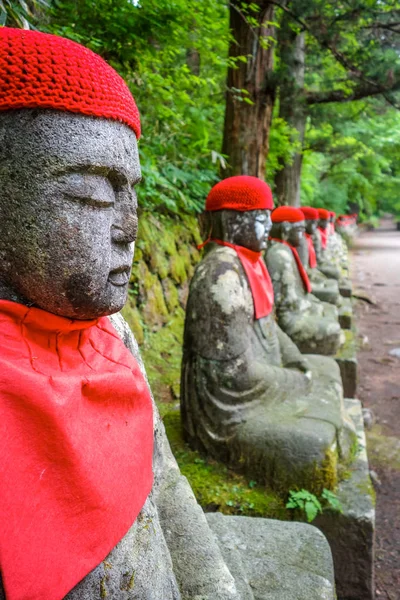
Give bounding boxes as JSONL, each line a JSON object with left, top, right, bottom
{"left": 274, "top": 23, "right": 306, "bottom": 207}
{"left": 222, "top": 1, "right": 276, "bottom": 178}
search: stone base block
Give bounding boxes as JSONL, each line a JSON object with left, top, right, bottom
{"left": 339, "top": 278, "right": 352, "bottom": 298}
{"left": 207, "top": 513, "right": 336, "bottom": 600}
{"left": 314, "top": 399, "right": 375, "bottom": 600}
{"left": 335, "top": 329, "right": 357, "bottom": 398}
{"left": 339, "top": 298, "right": 353, "bottom": 330}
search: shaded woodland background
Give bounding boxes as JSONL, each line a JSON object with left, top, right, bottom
{"left": 3, "top": 0, "right": 400, "bottom": 221}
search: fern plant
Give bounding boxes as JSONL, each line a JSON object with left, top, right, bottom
{"left": 286, "top": 488, "right": 343, "bottom": 523}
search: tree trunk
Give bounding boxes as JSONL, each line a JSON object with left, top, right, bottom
{"left": 222, "top": 1, "right": 276, "bottom": 178}
{"left": 274, "top": 24, "right": 306, "bottom": 206}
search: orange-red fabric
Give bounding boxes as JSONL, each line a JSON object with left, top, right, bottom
{"left": 318, "top": 226, "right": 329, "bottom": 249}
{"left": 0, "top": 301, "right": 153, "bottom": 600}
{"left": 0, "top": 28, "right": 141, "bottom": 138}
{"left": 271, "top": 206, "right": 304, "bottom": 223}
{"left": 317, "top": 208, "right": 330, "bottom": 220}
{"left": 305, "top": 233, "right": 317, "bottom": 269}
{"left": 269, "top": 238, "right": 312, "bottom": 293}
{"left": 210, "top": 240, "right": 274, "bottom": 319}
{"left": 300, "top": 206, "right": 319, "bottom": 221}
{"left": 205, "top": 176, "right": 274, "bottom": 212}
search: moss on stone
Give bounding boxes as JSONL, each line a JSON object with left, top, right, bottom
{"left": 141, "top": 309, "right": 185, "bottom": 404}
{"left": 121, "top": 301, "right": 144, "bottom": 345}
{"left": 161, "top": 278, "right": 180, "bottom": 312}
{"left": 163, "top": 411, "right": 288, "bottom": 520}
{"left": 169, "top": 253, "right": 187, "bottom": 284}
{"left": 335, "top": 328, "right": 356, "bottom": 360}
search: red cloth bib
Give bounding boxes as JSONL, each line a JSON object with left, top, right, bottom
{"left": 269, "top": 238, "right": 312, "bottom": 294}
{"left": 305, "top": 233, "right": 317, "bottom": 269}
{"left": 318, "top": 226, "right": 329, "bottom": 249}
{"left": 0, "top": 301, "right": 153, "bottom": 600}
{"left": 210, "top": 240, "right": 274, "bottom": 319}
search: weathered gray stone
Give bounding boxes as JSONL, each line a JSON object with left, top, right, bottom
{"left": 339, "top": 278, "right": 353, "bottom": 298}
{"left": 338, "top": 297, "right": 353, "bottom": 330}
{"left": 266, "top": 226, "right": 342, "bottom": 356}
{"left": 314, "top": 399, "right": 375, "bottom": 600}
{"left": 207, "top": 514, "right": 336, "bottom": 600}
{"left": 298, "top": 234, "right": 341, "bottom": 307}
{"left": 334, "top": 329, "right": 358, "bottom": 398}
{"left": 182, "top": 207, "right": 356, "bottom": 494}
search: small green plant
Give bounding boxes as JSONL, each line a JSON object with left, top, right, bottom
{"left": 286, "top": 489, "right": 322, "bottom": 523}
{"left": 321, "top": 488, "right": 343, "bottom": 513}
{"left": 286, "top": 488, "right": 343, "bottom": 523}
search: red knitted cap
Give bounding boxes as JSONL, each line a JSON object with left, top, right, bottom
{"left": 271, "top": 206, "right": 305, "bottom": 223}
{"left": 206, "top": 176, "right": 274, "bottom": 212}
{"left": 301, "top": 206, "right": 319, "bottom": 220}
{"left": 330, "top": 211, "right": 336, "bottom": 218}
{"left": 0, "top": 28, "right": 141, "bottom": 138}
{"left": 317, "top": 208, "right": 330, "bottom": 219}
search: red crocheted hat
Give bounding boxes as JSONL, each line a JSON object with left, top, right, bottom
{"left": 330, "top": 211, "right": 336, "bottom": 218}
{"left": 271, "top": 206, "right": 305, "bottom": 223}
{"left": 317, "top": 208, "right": 330, "bottom": 220}
{"left": 300, "top": 206, "right": 319, "bottom": 220}
{"left": 0, "top": 27, "right": 141, "bottom": 138}
{"left": 206, "top": 176, "right": 274, "bottom": 212}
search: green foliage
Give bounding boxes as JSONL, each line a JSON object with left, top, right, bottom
{"left": 286, "top": 488, "right": 343, "bottom": 523}
{"left": 0, "top": 0, "right": 49, "bottom": 27}
{"left": 302, "top": 100, "right": 400, "bottom": 217}
{"left": 46, "top": 0, "right": 230, "bottom": 215}
{"left": 286, "top": 489, "right": 323, "bottom": 523}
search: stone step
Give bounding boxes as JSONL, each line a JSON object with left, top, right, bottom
{"left": 207, "top": 513, "right": 336, "bottom": 600}
{"left": 339, "top": 278, "right": 353, "bottom": 298}
{"left": 339, "top": 297, "right": 353, "bottom": 330}
{"left": 335, "top": 329, "right": 358, "bottom": 398}
{"left": 314, "top": 398, "right": 375, "bottom": 600}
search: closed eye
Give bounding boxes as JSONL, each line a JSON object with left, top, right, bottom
{"left": 65, "top": 194, "right": 114, "bottom": 209}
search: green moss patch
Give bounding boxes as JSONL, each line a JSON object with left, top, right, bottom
{"left": 163, "top": 411, "right": 288, "bottom": 519}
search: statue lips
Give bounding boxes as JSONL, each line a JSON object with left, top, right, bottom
{"left": 108, "top": 265, "right": 131, "bottom": 287}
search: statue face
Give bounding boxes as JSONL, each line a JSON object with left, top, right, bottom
{"left": 287, "top": 221, "right": 305, "bottom": 247}
{"left": 319, "top": 218, "right": 329, "bottom": 230}
{"left": 305, "top": 220, "right": 317, "bottom": 235}
{"left": 0, "top": 110, "right": 141, "bottom": 319}
{"left": 228, "top": 210, "right": 272, "bottom": 252}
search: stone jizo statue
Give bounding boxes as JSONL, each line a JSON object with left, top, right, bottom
{"left": 181, "top": 176, "right": 355, "bottom": 498}
{"left": 266, "top": 206, "right": 342, "bottom": 356}
{"left": 298, "top": 206, "right": 340, "bottom": 306}
{"left": 0, "top": 27, "right": 246, "bottom": 600}
{"left": 313, "top": 208, "right": 342, "bottom": 281}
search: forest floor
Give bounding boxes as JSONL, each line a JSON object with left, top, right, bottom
{"left": 351, "top": 218, "right": 400, "bottom": 600}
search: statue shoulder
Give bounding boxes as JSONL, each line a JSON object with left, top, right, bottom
{"left": 184, "top": 246, "right": 253, "bottom": 360}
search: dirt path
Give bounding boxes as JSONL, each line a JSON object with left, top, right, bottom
{"left": 351, "top": 218, "right": 400, "bottom": 600}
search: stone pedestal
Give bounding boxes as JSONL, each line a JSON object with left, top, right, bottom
{"left": 335, "top": 329, "right": 358, "bottom": 398}
{"left": 314, "top": 399, "right": 375, "bottom": 600}
{"left": 207, "top": 513, "right": 336, "bottom": 600}
{"left": 339, "top": 278, "right": 353, "bottom": 298}
{"left": 339, "top": 298, "right": 353, "bottom": 330}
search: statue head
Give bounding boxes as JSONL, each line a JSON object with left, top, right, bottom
{"left": 201, "top": 176, "right": 274, "bottom": 252}
{"left": 300, "top": 206, "right": 319, "bottom": 235}
{"left": 317, "top": 208, "right": 330, "bottom": 230}
{"left": 0, "top": 28, "right": 141, "bottom": 319}
{"left": 270, "top": 206, "right": 305, "bottom": 248}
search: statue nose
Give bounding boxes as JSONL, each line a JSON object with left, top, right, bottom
{"left": 112, "top": 211, "right": 138, "bottom": 245}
